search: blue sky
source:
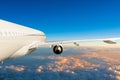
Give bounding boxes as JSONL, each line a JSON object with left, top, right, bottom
{"left": 0, "top": 0, "right": 120, "bottom": 40}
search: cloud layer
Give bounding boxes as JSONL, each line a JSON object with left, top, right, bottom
{"left": 0, "top": 47, "right": 120, "bottom": 80}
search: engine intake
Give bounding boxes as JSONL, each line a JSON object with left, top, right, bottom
{"left": 53, "top": 45, "right": 63, "bottom": 54}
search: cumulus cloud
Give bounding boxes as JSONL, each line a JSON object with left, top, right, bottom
{"left": 0, "top": 47, "right": 120, "bottom": 80}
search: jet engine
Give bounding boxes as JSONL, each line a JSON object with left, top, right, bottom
{"left": 52, "top": 45, "right": 63, "bottom": 54}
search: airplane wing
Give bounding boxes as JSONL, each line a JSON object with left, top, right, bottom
{"left": 45, "top": 38, "right": 120, "bottom": 46}
{"left": 41, "top": 38, "right": 120, "bottom": 54}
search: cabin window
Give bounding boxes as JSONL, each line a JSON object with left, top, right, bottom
{"left": 9, "top": 32, "right": 11, "bottom": 36}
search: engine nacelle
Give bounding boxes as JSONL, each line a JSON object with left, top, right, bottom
{"left": 53, "top": 45, "right": 63, "bottom": 54}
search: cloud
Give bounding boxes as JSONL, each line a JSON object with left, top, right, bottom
{"left": 5, "top": 65, "right": 25, "bottom": 72}
{"left": 0, "top": 47, "right": 120, "bottom": 80}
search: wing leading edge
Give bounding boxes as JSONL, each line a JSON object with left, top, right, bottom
{"left": 45, "top": 38, "right": 120, "bottom": 46}
{"left": 41, "top": 38, "right": 120, "bottom": 54}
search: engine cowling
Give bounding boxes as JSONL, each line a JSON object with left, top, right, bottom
{"left": 53, "top": 45, "right": 63, "bottom": 54}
